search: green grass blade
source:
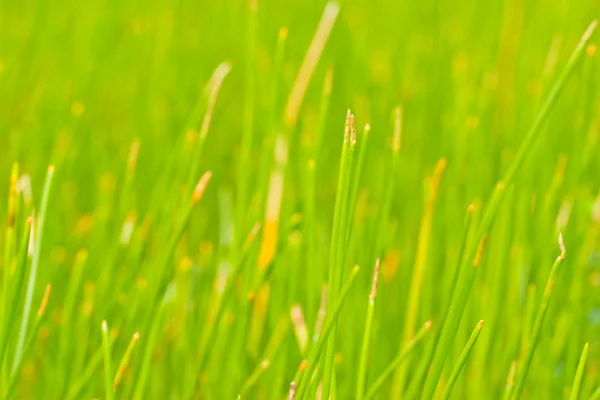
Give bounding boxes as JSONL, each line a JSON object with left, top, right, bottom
{"left": 113, "top": 332, "right": 140, "bottom": 392}
{"left": 101, "top": 320, "right": 114, "bottom": 400}
{"left": 363, "top": 321, "right": 432, "bottom": 400}
{"left": 322, "top": 112, "right": 357, "bottom": 400}
{"left": 12, "top": 165, "right": 54, "bottom": 373}
{"left": 0, "top": 217, "right": 31, "bottom": 372}
{"left": 235, "top": 0, "right": 258, "bottom": 243}
{"left": 293, "top": 265, "right": 360, "bottom": 399}
{"left": 422, "top": 21, "right": 598, "bottom": 399}
{"left": 440, "top": 320, "right": 484, "bottom": 400}
{"left": 568, "top": 343, "right": 589, "bottom": 400}
{"left": 356, "top": 259, "right": 379, "bottom": 400}
{"left": 509, "top": 234, "right": 566, "bottom": 400}
{"left": 4, "top": 284, "right": 51, "bottom": 399}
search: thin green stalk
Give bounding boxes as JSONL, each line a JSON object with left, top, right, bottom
{"left": 356, "top": 259, "right": 379, "bottom": 400}
{"left": 183, "top": 64, "right": 230, "bottom": 201}
{"left": 56, "top": 249, "right": 88, "bottom": 397}
{"left": 132, "top": 171, "right": 212, "bottom": 399}
{"left": 235, "top": 0, "right": 258, "bottom": 243}
{"left": 238, "top": 316, "right": 289, "bottom": 397}
{"left": 568, "top": 343, "right": 588, "bottom": 400}
{"left": 0, "top": 217, "right": 31, "bottom": 372}
{"left": 101, "top": 321, "right": 114, "bottom": 400}
{"left": 590, "top": 386, "right": 600, "bottom": 400}
{"left": 393, "top": 158, "right": 446, "bottom": 396}
{"left": 185, "top": 222, "right": 261, "bottom": 399}
{"left": 322, "top": 112, "right": 357, "bottom": 400}
{"left": 113, "top": 332, "right": 140, "bottom": 391}
{"left": 346, "top": 123, "right": 370, "bottom": 246}
{"left": 12, "top": 165, "right": 54, "bottom": 373}
{"left": 374, "top": 106, "right": 402, "bottom": 259}
{"left": 509, "top": 235, "right": 566, "bottom": 400}
{"left": 65, "top": 345, "right": 108, "bottom": 400}
{"left": 422, "top": 21, "right": 598, "bottom": 399}
{"left": 2, "top": 163, "right": 18, "bottom": 329}
{"left": 4, "top": 284, "right": 51, "bottom": 400}
{"left": 440, "top": 320, "right": 484, "bottom": 400}
{"left": 363, "top": 321, "right": 432, "bottom": 400}
{"left": 293, "top": 265, "right": 360, "bottom": 399}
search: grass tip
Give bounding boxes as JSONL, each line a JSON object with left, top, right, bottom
{"left": 133, "top": 332, "right": 140, "bottom": 341}
{"left": 364, "top": 122, "right": 371, "bottom": 133}
{"left": 424, "top": 320, "right": 432, "bottom": 330}
{"left": 370, "top": 259, "right": 380, "bottom": 299}
{"left": 48, "top": 164, "right": 56, "bottom": 173}
{"left": 102, "top": 320, "right": 108, "bottom": 331}
{"left": 288, "top": 381, "right": 298, "bottom": 400}
{"left": 350, "top": 114, "right": 357, "bottom": 145}
{"left": 467, "top": 204, "right": 475, "bottom": 213}
{"left": 477, "top": 320, "right": 484, "bottom": 328}
{"left": 352, "top": 264, "right": 360, "bottom": 274}
{"left": 344, "top": 109, "right": 352, "bottom": 139}
{"left": 559, "top": 232, "right": 566, "bottom": 259}
{"left": 583, "top": 20, "right": 599, "bottom": 42}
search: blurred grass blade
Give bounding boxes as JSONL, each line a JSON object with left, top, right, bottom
{"left": 422, "top": 21, "right": 598, "bottom": 399}
{"left": 5, "top": 284, "right": 51, "bottom": 399}
{"left": 13, "top": 165, "right": 54, "bottom": 373}
{"left": 294, "top": 265, "right": 360, "bottom": 399}
{"left": 356, "top": 259, "right": 379, "bottom": 400}
{"left": 0, "top": 217, "right": 31, "bottom": 372}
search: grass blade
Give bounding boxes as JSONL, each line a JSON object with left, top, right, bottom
{"left": 293, "top": 265, "right": 360, "bottom": 399}
{"left": 440, "top": 320, "right": 484, "bottom": 400}
{"left": 568, "top": 343, "right": 589, "bottom": 400}
{"left": 422, "top": 21, "right": 598, "bottom": 399}
{"left": 101, "top": 320, "right": 114, "bottom": 400}
{"left": 0, "top": 217, "right": 31, "bottom": 372}
{"left": 113, "top": 332, "right": 140, "bottom": 391}
{"left": 356, "top": 259, "right": 379, "bottom": 400}
{"left": 322, "top": 112, "right": 357, "bottom": 399}
{"left": 12, "top": 165, "right": 54, "bottom": 373}
{"left": 509, "top": 234, "right": 566, "bottom": 399}
{"left": 363, "top": 321, "right": 432, "bottom": 400}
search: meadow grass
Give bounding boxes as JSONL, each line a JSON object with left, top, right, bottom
{"left": 1, "top": 0, "right": 600, "bottom": 398}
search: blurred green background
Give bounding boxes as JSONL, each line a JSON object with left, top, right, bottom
{"left": 1, "top": 0, "right": 600, "bottom": 398}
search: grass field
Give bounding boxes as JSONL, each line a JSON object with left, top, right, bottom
{"left": 1, "top": 0, "right": 600, "bottom": 398}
